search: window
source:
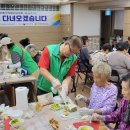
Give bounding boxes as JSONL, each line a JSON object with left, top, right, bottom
{"left": 0, "top": 4, "right": 59, "bottom": 11}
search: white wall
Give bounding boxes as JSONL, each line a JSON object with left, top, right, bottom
{"left": 60, "top": 4, "right": 71, "bottom": 14}
{"left": 114, "top": 10, "right": 124, "bottom": 30}
{"left": 73, "top": 3, "right": 101, "bottom": 36}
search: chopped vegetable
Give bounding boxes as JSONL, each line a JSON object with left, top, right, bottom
{"left": 80, "top": 127, "right": 90, "bottom": 130}
{"left": 64, "top": 104, "right": 77, "bottom": 112}
{"left": 63, "top": 111, "right": 69, "bottom": 116}
{"left": 50, "top": 103, "right": 60, "bottom": 111}
{"left": 10, "top": 118, "right": 21, "bottom": 126}
{"left": 79, "top": 126, "right": 92, "bottom": 130}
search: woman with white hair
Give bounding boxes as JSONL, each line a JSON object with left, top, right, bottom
{"left": 25, "top": 44, "right": 41, "bottom": 63}
{"left": 76, "top": 62, "right": 118, "bottom": 117}
{"left": 19, "top": 38, "right": 41, "bottom": 63}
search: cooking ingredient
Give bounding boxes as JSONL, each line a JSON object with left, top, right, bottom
{"left": 64, "top": 104, "right": 77, "bottom": 112}
{"left": 10, "top": 119, "right": 20, "bottom": 126}
{"left": 63, "top": 111, "right": 69, "bottom": 116}
{"left": 80, "top": 127, "right": 90, "bottom": 130}
{"left": 50, "top": 103, "right": 60, "bottom": 111}
{"left": 49, "top": 118, "right": 59, "bottom": 130}
{"left": 35, "top": 102, "right": 43, "bottom": 112}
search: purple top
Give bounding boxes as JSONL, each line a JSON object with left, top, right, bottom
{"left": 105, "top": 98, "right": 130, "bottom": 130}
{"left": 88, "top": 83, "right": 118, "bottom": 115}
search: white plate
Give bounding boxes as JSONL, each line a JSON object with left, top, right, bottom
{"left": 78, "top": 125, "right": 94, "bottom": 130}
{"left": 5, "top": 109, "right": 23, "bottom": 118}
{"left": 53, "top": 96, "right": 63, "bottom": 103}
{"left": 60, "top": 113, "right": 69, "bottom": 118}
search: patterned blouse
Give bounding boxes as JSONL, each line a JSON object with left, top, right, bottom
{"left": 105, "top": 98, "right": 130, "bottom": 130}
{"left": 88, "top": 83, "right": 118, "bottom": 115}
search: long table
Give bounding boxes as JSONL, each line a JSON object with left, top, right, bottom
{"left": 4, "top": 75, "right": 36, "bottom": 85}
{"left": 0, "top": 74, "right": 36, "bottom": 106}
{"left": 0, "top": 78, "right": 5, "bottom": 86}
{"left": 0, "top": 74, "right": 36, "bottom": 85}
{"left": 17, "top": 104, "right": 109, "bottom": 130}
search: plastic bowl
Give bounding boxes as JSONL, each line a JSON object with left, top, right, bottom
{"left": 78, "top": 125, "right": 94, "bottom": 130}
{"left": 9, "top": 118, "right": 24, "bottom": 128}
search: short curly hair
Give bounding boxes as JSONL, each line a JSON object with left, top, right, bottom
{"left": 92, "top": 62, "right": 111, "bottom": 79}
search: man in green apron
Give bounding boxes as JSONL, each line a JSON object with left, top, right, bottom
{"left": 37, "top": 35, "right": 83, "bottom": 98}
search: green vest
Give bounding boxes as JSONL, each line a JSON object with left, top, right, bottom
{"left": 9, "top": 45, "right": 38, "bottom": 75}
{"left": 37, "top": 43, "right": 77, "bottom": 93}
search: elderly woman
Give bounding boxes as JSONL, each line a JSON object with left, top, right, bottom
{"left": 92, "top": 73, "right": 130, "bottom": 130}
{"left": 76, "top": 62, "right": 118, "bottom": 116}
{"left": 25, "top": 44, "right": 41, "bottom": 64}
{"left": 108, "top": 42, "right": 130, "bottom": 78}
{"left": 19, "top": 38, "right": 41, "bottom": 63}
{"left": 91, "top": 43, "right": 112, "bottom": 66}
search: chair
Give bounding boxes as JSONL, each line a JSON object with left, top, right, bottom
{"left": 71, "top": 76, "right": 77, "bottom": 97}
{"left": 114, "top": 102, "right": 119, "bottom": 111}
{"left": 71, "top": 49, "right": 93, "bottom": 95}
{"left": 0, "top": 86, "right": 10, "bottom": 105}
{"left": 109, "top": 69, "right": 122, "bottom": 96}
{"left": 0, "top": 89, "right": 5, "bottom": 104}
{"left": 74, "top": 59, "right": 93, "bottom": 91}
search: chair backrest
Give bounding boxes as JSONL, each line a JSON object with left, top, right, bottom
{"left": 114, "top": 102, "right": 119, "bottom": 111}
{"left": 77, "top": 49, "right": 92, "bottom": 73}
{"left": 109, "top": 69, "right": 120, "bottom": 84}
{"left": 112, "top": 69, "right": 120, "bottom": 78}
{"left": 77, "top": 59, "right": 92, "bottom": 73}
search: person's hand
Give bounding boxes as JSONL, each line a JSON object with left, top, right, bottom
{"left": 51, "top": 79, "right": 61, "bottom": 89}
{"left": 61, "top": 85, "right": 68, "bottom": 95}
{"left": 78, "top": 107, "right": 94, "bottom": 116}
{"left": 75, "top": 94, "right": 87, "bottom": 102}
{"left": 92, "top": 113, "right": 105, "bottom": 121}
{"left": 81, "top": 115, "right": 92, "bottom": 121}
{"left": 58, "top": 85, "right": 68, "bottom": 103}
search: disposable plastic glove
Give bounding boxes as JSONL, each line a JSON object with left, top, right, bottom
{"left": 75, "top": 94, "right": 87, "bottom": 102}
{"left": 81, "top": 115, "right": 92, "bottom": 121}
{"left": 78, "top": 107, "right": 94, "bottom": 116}
{"left": 51, "top": 79, "right": 61, "bottom": 89}
{"left": 92, "top": 113, "right": 105, "bottom": 121}
{"left": 58, "top": 85, "right": 68, "bottom": 104}
{"left": 51, "top": 79, "right": 61, "bottom": 94}
{"left": 61, "top": 85, "right": 68, "bottom": 95}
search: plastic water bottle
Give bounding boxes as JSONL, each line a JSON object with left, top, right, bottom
{"left": 17, "top": 68, "right": 28, "bottom": 76}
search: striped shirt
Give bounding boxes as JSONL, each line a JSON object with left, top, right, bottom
{"left": 11, "top": 52, "right": 22, "bottom": 64}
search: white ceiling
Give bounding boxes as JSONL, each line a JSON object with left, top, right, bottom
{"left": 76, "top": 0, "right": 112, "bottom": 3}
{"left": 73, "top": 0, "right": 130, "bottom": 10}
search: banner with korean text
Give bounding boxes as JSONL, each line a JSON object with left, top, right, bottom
{"left": 0, "top": 10, "right": 60, "bottom": 26}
